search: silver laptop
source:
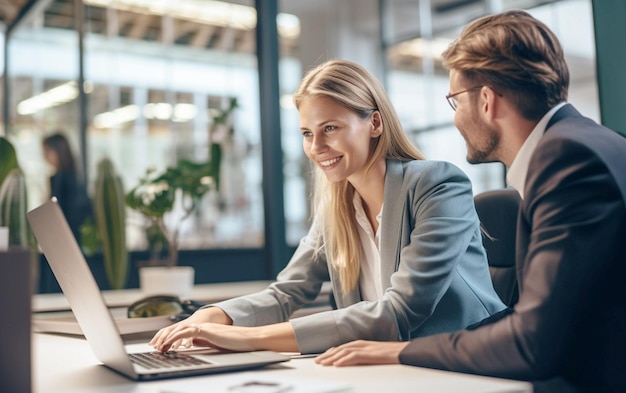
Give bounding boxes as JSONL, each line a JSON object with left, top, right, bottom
{"left": 27, "top": 197, "right": 290, "bottom": 381}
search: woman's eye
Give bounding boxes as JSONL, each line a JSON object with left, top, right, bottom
{"left": 301, "top": 130, "right": 312, "bottom": 137}
{"left": 325, "top": 125, "right": 336, "bottom": 132}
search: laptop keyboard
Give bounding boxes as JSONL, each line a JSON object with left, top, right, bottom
{"left": 129, "top": 351, "right": 210, "bottom": 369}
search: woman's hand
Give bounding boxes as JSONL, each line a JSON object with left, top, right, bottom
{"left": 315, "top": 340, "right": 409, "bottom": 366}
{"left": 150, "top": 313, "right": 299, "bottom": 353}
{"left": 152, "top": 322, "right": 258, "bottom": 352}
{"left": 149, "top": 307, "right": 232, "bottom": 351}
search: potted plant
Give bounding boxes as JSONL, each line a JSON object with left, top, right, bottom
{"left": 125, "top": 98, "right": 234, "bottom": 298}
{"left": 125, "top": 146, "right": 222, "bottom": 297}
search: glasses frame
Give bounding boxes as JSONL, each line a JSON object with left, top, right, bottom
{"left": 127, "top": 294, "right": 205, "bottom": 320}
{"left": 446, "top": 86, "right": 484, "bottom": 111}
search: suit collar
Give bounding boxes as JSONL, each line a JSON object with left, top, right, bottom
{"left": 545, "top": 103, "right": 581, "bottom": 129}
{"left": 507, "top": 103, "right": 566, "bottom": 198}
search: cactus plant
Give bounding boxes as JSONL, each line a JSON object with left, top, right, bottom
{"left": 94, "top": 158, "right": 128, "bottom": 289}
{"left": 0, "top": 168, "right": 31, "bottom": 247}
{"left": 0, "top": 136, "right": 19, "bottom": 189}
{"left": 0, "top": 136, "right": 38, "bottom": 292}
{"left": 0, "top": 137, "right": 32, "bottom": 248}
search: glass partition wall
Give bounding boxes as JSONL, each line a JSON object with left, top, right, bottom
{"left": 6, "top": 0, "right": 265, "bottom": 251}
{"left": 81, "top": 1, "right": 265, "bottom": 250}
{"left": 4, "top": 0, "right": 280, "bottom": 291}
{"left": 6, "top": 1, "right": 82, "bottom": 213}
{"left": 4, "top": 0, "right": 597, "bottom": 292}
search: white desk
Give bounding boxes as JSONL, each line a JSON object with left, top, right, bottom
{"left": 33, "top": 280, "right": 333, "bottom": 316}
{"left": 34, "top": 333, "right": 532, "bottom": 393}
{"left": 33, "top": 281, "right": 277, "bottom": 312}
{"left": 32, "top": 281, "right": 333, "bottom": 337}
{"left": 31, "top": 282, "right": 532, "bottom": 392}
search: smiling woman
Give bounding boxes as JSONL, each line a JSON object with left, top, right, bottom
{"left": 148, "top": 59, "right": 505, "bottom": 356}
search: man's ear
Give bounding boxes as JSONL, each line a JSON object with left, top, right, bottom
{"left": 371, "top": 111, "right": 383, "bottom": 137}
{"left": 481, "top": 86, "right": 501, "bottom": 121}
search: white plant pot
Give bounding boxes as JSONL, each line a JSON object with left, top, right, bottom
{"left": 139, "top": 266, "right": 195, "bottom": 299}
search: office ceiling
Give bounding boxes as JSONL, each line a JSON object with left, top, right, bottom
{"left": 1, "top": 0, "right": 273, "bottom": 52}
{"left": 0, "top": 0, "right": 27, "bottom": 27}
{"left": 0, "top": 0, "right": 568, "bottom": 61}
{"left": 1, "top": 0, "right": 564, "bottom": 37}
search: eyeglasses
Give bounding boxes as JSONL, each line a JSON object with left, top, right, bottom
{"left": 445, "top": 86, "right": 483, "bottom": 111}
{"left": 127, "top": 295, "right": 205, "bottom": 322}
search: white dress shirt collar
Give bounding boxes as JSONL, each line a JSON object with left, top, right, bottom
{"left": 506, "top": 103, "right": 566, "bottom": 198}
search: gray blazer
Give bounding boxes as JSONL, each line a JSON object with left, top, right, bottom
{"left": 213, "top": 159, "right": 505, "bottom": 354}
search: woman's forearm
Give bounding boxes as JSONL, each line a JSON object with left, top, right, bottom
{"left": 193, "top": 306, "right": 233, "bottom": 325}
{"left": 251, "top": 322, "right": 299, "bottom": 352}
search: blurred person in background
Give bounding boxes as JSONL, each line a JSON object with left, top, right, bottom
{"left": 43, "top": 132, "right": 92, "bottom": 242}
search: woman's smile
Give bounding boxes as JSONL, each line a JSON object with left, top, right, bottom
{"left": 319, "top": 156, "right": 343, "bottom": 169}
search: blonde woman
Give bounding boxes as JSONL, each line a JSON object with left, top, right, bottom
{"left": 150, "top": 59, "right": 505, "bottom": 355}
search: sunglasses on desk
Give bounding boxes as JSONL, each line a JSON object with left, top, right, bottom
{"left": 127, "top": 295, "right": 206, "bottom": 322}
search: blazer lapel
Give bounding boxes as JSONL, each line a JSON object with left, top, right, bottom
{"left": 516, "top": 103, "right": 580, "bottom": 292}
{"left": 336, "top": 159, "right": 408, "bottom": 306}
{"left": 380, "top": 159, "right": 405, "bottom": 289}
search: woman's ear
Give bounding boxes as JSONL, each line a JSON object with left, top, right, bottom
{"left": 370, "top": 111, "right": 382, "bottom": 137}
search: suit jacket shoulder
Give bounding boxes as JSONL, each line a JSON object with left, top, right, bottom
{"left": 540, "top": 104, "right": 626, "bottom": 202}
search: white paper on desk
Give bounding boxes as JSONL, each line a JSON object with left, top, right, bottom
{"left": 32, "top": 311, "right": 172, "bottom": 336}
{"left": 161, "top": 376, "right": 352, "bottom": 393}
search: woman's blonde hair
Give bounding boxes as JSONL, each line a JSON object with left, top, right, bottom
{"left": 293, "top": 59, "right": 424, "bottom": 292}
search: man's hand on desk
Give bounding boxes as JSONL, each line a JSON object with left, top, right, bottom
{"left": 315, "top": 340, "right": 408, "bottom": 367}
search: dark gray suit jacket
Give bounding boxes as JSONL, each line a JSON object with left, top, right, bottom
{"left": 399, "top": 104, "right": 626, "bottom": 392}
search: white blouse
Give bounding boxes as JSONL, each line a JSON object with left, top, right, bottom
{"left": 353, "top": 192, "right": 383, "bottom": 301}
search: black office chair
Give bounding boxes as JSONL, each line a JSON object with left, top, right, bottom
{"left": 474, "top": 188, "right": 521, "bottom": 307}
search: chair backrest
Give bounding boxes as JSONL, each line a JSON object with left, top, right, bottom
{"left": 474, "top": 188, "right": 521, "bottom": 307}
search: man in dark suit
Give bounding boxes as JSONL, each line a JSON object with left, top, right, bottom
{"left": 315, "top": 9, "right": 626, "bottom": 392}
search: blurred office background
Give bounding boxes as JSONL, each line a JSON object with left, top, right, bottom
{"left": 0, "top": 0, "right": 618, "bottom": 291}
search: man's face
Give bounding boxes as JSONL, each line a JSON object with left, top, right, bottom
{"left": 449, "top": 70, "right": 501, "bottom": 164}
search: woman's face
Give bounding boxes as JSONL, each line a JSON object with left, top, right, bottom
{"left": 299, "top": 95, "right": 380, "bottom": 184}
{"left": 43, "top": 146, "right": 59, "bottom": 169}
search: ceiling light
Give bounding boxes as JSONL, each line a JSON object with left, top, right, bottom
{"left": 172, "top": 103, "right": 197, "bottom": 122}
{"left": 394, "top": 37, "right": 453, "bottom": 60}
{"left": 84, "top": 0, "right": 300, "bottom": 38}
{"left": 93, "top": 104, "right": 140, "bottom": 128}
{"left": 17, "top": 82, "right": 79, "bottom": 115}
{"left": 144, "top": 102, "right": 173, "bottom": 120}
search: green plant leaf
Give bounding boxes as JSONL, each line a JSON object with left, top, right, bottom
{"left": 0, "top": 137, "right": 19, "bottom": 188}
